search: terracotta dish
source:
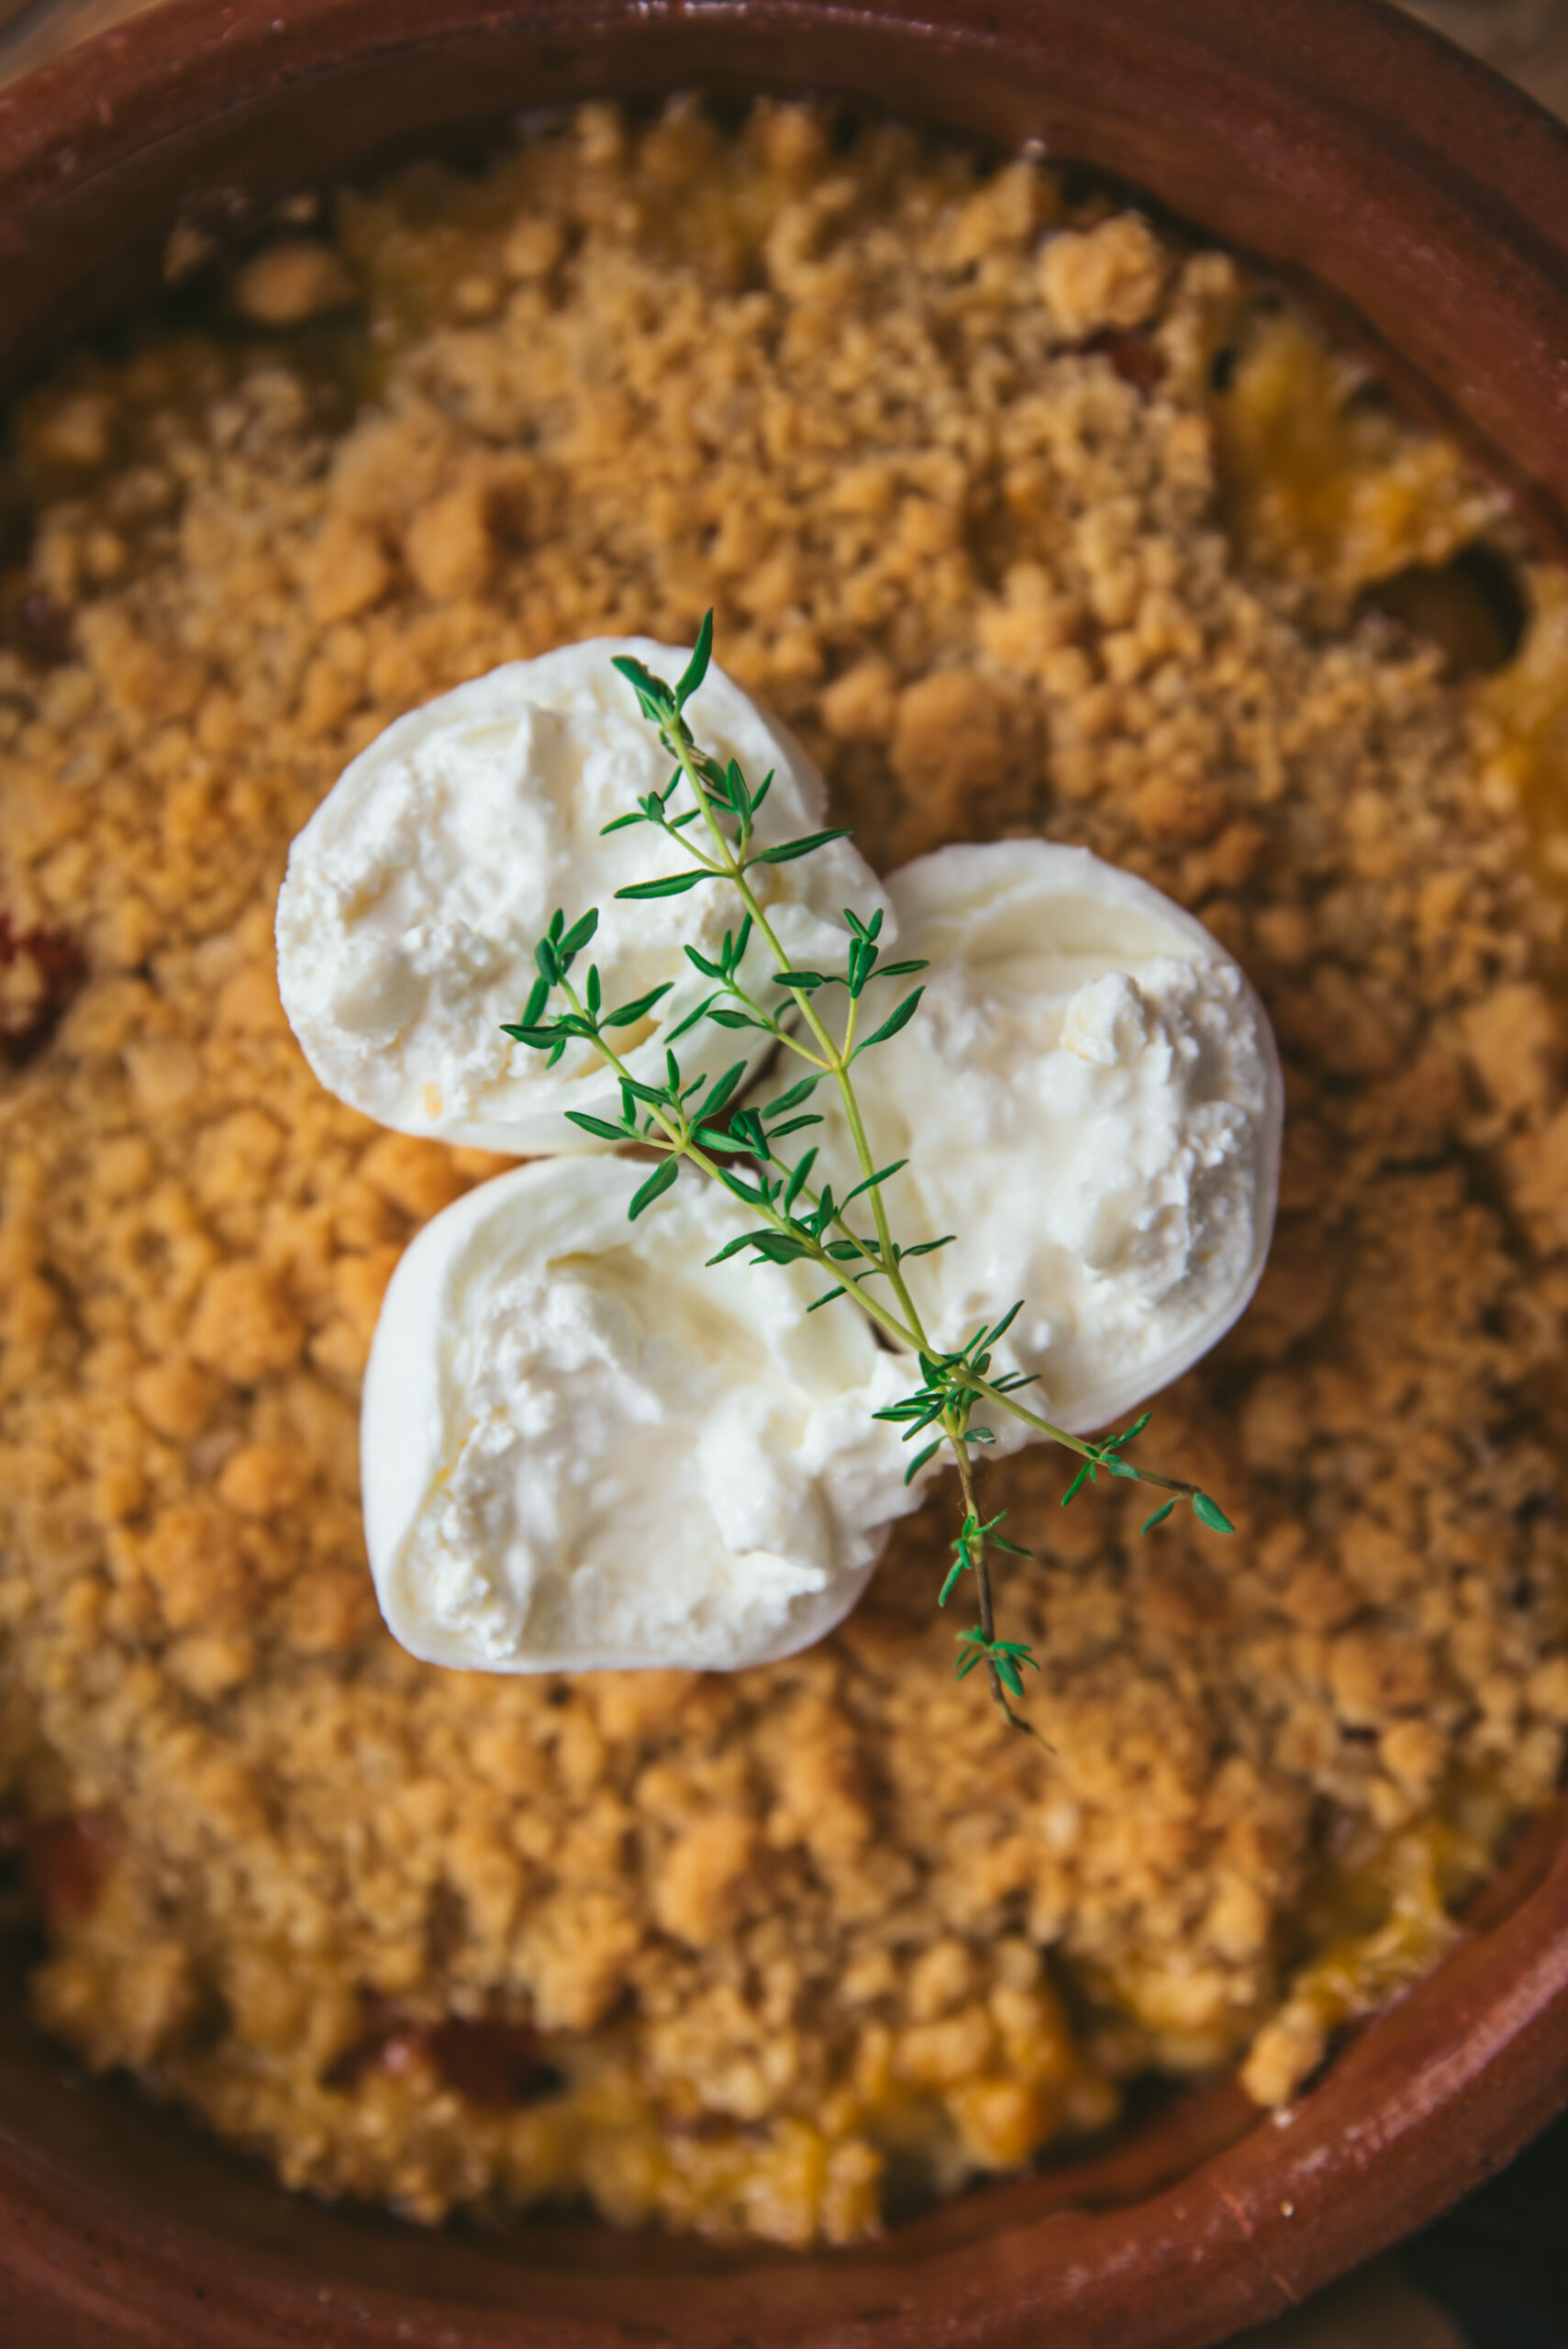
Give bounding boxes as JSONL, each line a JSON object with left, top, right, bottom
{"left": 4, "top": 1, "right": 1568, "bottom": 2342}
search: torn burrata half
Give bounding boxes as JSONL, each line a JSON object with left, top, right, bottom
{"left": 360, "top": 1156, "right": 918, "bottom": 1672}
{"left": 276, "top": 639, "right": 889, "bottom": 1153}
{"left": 816, "top": 840, "right": 1283, "bottom": 1438}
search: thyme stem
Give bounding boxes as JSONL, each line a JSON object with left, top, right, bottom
{"left": 664, "top": 729, "right": 930, "bottom": 1344}
{"left": 503, "top": 619, "right": 1239, "bottom": 1732}
{"left": 553, "top": 970, "right": 921, "bottom": 1353}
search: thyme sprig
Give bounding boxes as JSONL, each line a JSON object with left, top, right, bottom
{"left": 502, "top": 615, "right": 1235, "bottom": 1733}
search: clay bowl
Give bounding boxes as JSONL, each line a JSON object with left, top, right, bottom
{"left": 5, "top": 2, "right": 1568, "bottom": 2343}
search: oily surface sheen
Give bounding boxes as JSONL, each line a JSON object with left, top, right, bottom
{"left": 2, "top": 99, "right": 1568, "bottom": 2246}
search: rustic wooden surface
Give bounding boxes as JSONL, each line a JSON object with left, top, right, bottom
{"left": 1401, "top": 0, "right": 1568, "bottom": 114}
{"left": 1233, "top": 2255, "right": 1469, "bottom": 2348}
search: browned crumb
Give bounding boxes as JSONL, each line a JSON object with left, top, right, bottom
{"left": 1, "top": 97, "right": 1565, "bottom": 2245}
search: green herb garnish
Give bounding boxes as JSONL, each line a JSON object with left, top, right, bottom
{"left": 502, "top": 614, "right": 1233, "bottom": 1736}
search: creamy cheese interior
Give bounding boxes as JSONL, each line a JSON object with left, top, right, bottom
{"left": 817, "top": 841, "right": 1284, "bottom": 1436}
{"left": 296, "top": 649, "right": 1284, "bottom": 1673}
{"left": 276, "top": 640, "right": 890, "bottom": 1153}
{"left": 361, "top": 1157, "right": 918, "bottom": 1672}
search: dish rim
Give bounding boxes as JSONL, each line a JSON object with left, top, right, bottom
{"left": 3, "top": 4, "right": 1568, "bottom": 2343}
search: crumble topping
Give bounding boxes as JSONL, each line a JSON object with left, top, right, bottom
{"left": 1, "top": 97, "right": 1564, "bottom": 2243}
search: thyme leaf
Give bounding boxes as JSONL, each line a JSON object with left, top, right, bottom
{"left": 499, "top": 618, "right": 1239, "bottom": 1733}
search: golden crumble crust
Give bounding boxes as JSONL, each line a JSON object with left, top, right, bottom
{"left": 2, "top": 97, "right": 1567, "bottom": 2244}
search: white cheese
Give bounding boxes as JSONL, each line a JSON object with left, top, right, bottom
{"left": 817, "top": 841, "right": 1283, "bottom": 1437}
{"left": 360, "top": 1157, "right": 917, "bottom": 1673}
{"left": 275, "top": 640, "right": 889, "bottom": 1154}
